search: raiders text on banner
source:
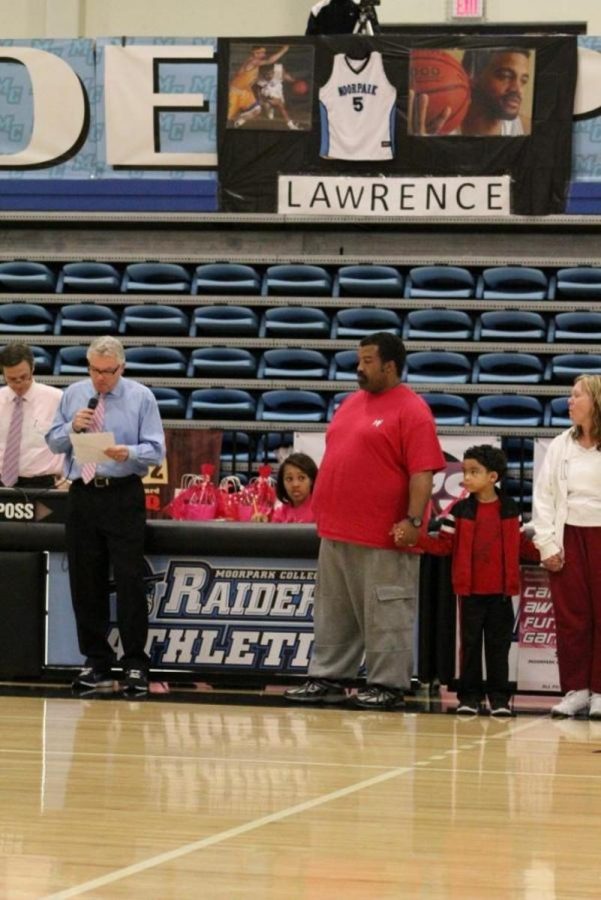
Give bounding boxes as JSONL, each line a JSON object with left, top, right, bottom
{"left": 279, "top": 175, "right": 511, "bottom": 217}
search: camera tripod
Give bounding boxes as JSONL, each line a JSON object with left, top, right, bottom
{"left": 355, "top": 0, "right": 381, "bottom": 34}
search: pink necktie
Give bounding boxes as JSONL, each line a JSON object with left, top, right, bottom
{"left": 81, "top": 395, "right": 105, "bottom": 484}
{"left": 2, "top": 396, "right": 24, "bottom": 487}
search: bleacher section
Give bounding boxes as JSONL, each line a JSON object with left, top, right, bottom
{"left": 3, "top": 254, "right": 601, "bottom": 514}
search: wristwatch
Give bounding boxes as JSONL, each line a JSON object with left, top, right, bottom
{"left": 407, "top": 516, "right": 423, "bottom": 528}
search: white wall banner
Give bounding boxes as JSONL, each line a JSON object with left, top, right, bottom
{"left": 279, "top": 174, "right": 511, "bottom": 217}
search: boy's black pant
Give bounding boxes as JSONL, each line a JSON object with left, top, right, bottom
{"left": 458, "top": 594, "right": 514, "bottom": 706}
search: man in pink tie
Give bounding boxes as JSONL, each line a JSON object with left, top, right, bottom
{"left": 0, "top": 343, "right": 63, "bottom": 489}
{"left": 46, "top": 336, "right": 165, "bottom": 695}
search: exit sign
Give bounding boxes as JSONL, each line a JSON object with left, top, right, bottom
{"left": 449, "top": 0, "right": 485, "bottom": 18}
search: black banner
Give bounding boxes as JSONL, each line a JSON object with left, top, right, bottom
{"left": 218, "top": 33, "right": 577, "bottom": 215}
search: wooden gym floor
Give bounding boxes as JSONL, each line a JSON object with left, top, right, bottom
{"left": 1, "top": 683, "right": 600, "bottom": 899}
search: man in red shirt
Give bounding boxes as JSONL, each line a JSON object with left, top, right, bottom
{"left": 285, "top": 332, "right": 445, "bottom": 710}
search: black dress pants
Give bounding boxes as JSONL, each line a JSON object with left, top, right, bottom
{"left": 65, "top": 476, "right": 149, "bottom": 671}
{"left": 457, "top": 593, "right": 514, "bottom": 705}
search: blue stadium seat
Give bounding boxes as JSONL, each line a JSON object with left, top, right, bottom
{"left": 0, "top": 303, "right": 54, "bottom": 333}
{"left": 192, "top": 305, "right": 259, "bottom": 337}
{"left": 119, "top": 304, "right": 189, "bottom": 335}
{"left": 327, "top": 390, "right": 354, "bottom": 420}
{"left": 122, "top": 263, "right": 191, "bottom": 293}
{"left": 53, "top": 346, "right": 90, "bottom": 375}
{"left": 403, "top": 351, "right": 471, "bottom": 384}
{"left": 260, "top": 306, "right": 331, "bottom": 338}
{"left": 331, "top": 308, "right": 401, "bottom": 338}
{"left": 188, "top": 348, "right": 257, "bottom": 378}
{"left": 471, "top": 395, "right": 544, "bottom": 427}
{"left": 474, "top": 311, "right": 547, "bottom": 341}
{"left": 555, "top": 267, "right": 601, "bottom": 298}
{"left": 0, "top": 261, "right": 55, "bottom": 292}
{"left": 422, "top": 393, "right": 471, "bottom": 425}
{"left": 546, "top": 353, "right": 601, "bottom": 383}
{"left": 335, "top": 265, "right": 403, "bottom": 297}
{"left": 403, "top": 309, "right": 473, "bottom": 340}
{"left": 548, "top": 312, "right": 601, "bottom": 342}
{"left": 149, "top": 387, "right": 187, "bottom": 419}
{"left": 254, "top": 432, "right": 294, "bottom": 461}
{"left": 30, "top": 345, "right": 54, "bottom": 374}
{"left": 544, "top": 397, "right": 571, "bottom": 427}
{"left": 220, "top": 431, "right": 252, "bottom": 464}
{"left": 124, "top": 347, "right": 187, "bottom": 376}
{"left": 192, "top": 263, "right": 261, "bottom": 295}
{"left": 257, "top": 390, "right": 327, "bottom": 422}
{"left": 263, "top": 264, "right": 332, "bottom": 296}
{"left": 187, "top": 389, "right": 256, "bottom": 420}
{"left": 503, "top": 436, "right": 534, "bottom": 471}
{"left": 258, "top": 349, "right": 329, "bottom": 379}
{"left": 405, "top": 266, "right": 474, "bottom": 299}
{"left": 329, "top": 350, "right": 359, "bottom": 380}
{"left": 55, "top": 304, "right": 119, "bottom": 335}
{"left": 478, "top": 266, "right": 549, "bottom": 300}
{"left": 472, "top": 352, "right": 544, "bottom": 384}
{"left": 57, "top": 262, "right": 121, "bottom": 293}
{"left": 504, "top": 477, "right": 533, "bottom": 507}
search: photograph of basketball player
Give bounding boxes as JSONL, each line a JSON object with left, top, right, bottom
{"left": 408, "top": 48, "right": 534, "bottom": 137}
{"left": 226, "top": 43, "right": 314, "bottom": 131}
{"left": 257, "top": 63, "right": 301, "bottom": 129}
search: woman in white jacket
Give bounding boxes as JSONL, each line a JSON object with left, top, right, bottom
{"left": 532, "top": 374, "right": 601, "bottom": 718}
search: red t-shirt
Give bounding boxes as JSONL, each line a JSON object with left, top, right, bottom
{"left": 471, "top": 499, "right": 504, "bottom": 594}
{"left": 271, "top": 496, "right": 315, "bottom": 523}
{"left": 312, "top": 384, "right": 445, "bottom": 549}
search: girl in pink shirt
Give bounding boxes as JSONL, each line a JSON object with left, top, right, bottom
{"left": 270, "top": 452, "right": 318, "bottom": 523}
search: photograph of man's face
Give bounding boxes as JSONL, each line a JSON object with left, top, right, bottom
{"left": 407, "top": 47, "right": 535, "bottom": 138}
{"left": 464, "top": 49, "right": 534, "bottom": 136}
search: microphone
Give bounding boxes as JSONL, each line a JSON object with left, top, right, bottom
{"left": 81, "top": 395, "right": 99, "bottom": 432}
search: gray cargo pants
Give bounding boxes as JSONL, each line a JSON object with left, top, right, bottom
{"left": 308, "top": 538, "right": 419, "bottom": 690}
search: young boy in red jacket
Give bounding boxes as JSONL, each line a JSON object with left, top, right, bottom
{"left": 393, "top": 444, "right": 539, "bottom": 716}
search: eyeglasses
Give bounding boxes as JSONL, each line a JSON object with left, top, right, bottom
{"left": 88, "top": 365, "right": 121, "bottom": 376}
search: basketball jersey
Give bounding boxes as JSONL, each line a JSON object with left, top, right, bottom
{"left": 319, "top": 52, "right": 397, "bottom": 161}
{"left": 260, "top": 64, "right": 284, "bottom": 101}
{"left": 231, "top": 64, "right": 259, "bottom": 92}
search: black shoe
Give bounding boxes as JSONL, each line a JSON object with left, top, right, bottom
{"left": 354, "top": 685, "right": 405, "bottom": 710}
{"left": 283, "top": 678, "right": 347, "bottom": 704}
{"left": 123, "top": 668, "right": 149, "bottom": 693}
{"left": 72, "top": 666, "right": 113, "bottom": 690}
{"left": 456, "top": 700, "right": 480, "bottom": 715}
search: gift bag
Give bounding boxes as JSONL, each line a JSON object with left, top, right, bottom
{"left": 217, "top": 475, "right": 245, "bottom": 520}
{"left": 163, "top": 464, "right": 217, "bottom": 521}
{"left": 244, "top": 464, "right": 277, "bottom": 520}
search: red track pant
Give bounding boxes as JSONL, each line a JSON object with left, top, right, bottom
{"left": 550, "top": 524, "right": 601, "bottom": 693}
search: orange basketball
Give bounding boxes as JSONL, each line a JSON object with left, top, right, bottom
{"left": 292, "top": 79, "right": 309, "bottom": 97}
{"left": 409, "top": 50, "right": 471, "bottom": 135}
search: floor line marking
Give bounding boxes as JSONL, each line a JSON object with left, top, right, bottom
{"left": 41, "top": 715, "right": 550, "bottom": 899}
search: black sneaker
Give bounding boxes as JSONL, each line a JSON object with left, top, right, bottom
{"left": 123, "top": 668, "right": 149, "bottom": 693}
{"left": 284, "top": 678, "right": 347, "bottom": 704}
{"left": 456, "top": 700, "right": 480, "bottom": 715}
{"left": 354, "top": 685, "right": 405, "bottom": 710}
{"left": 490, "top": 701, "right": 513, "bottom": 717}
{"left": 72, "top": 666, "right": 113, "bottom": 690}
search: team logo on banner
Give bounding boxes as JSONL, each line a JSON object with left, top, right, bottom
{"left": 105, "top": 557, "right": 317, "bottom": 671}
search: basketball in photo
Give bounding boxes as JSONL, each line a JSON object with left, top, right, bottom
{"left": 409, "top": 50, "right": 471, "bottom": 135}
{"left": 292, "top": 78, "right": 309, "bottom": 96}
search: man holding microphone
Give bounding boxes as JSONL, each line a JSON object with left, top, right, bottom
{"left": 46, "top": 335, "right": 165, "bottom": 694}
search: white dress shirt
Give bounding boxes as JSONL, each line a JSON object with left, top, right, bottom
{"left": 0, "top": 381, "right": 64, "bottom": 478}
